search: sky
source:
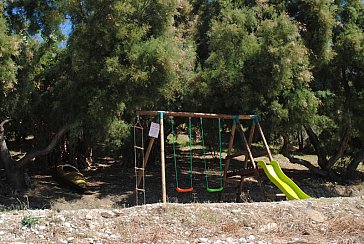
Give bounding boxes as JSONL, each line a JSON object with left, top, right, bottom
{"left": 59, "top": 18, "right": 72, "bottom": 48}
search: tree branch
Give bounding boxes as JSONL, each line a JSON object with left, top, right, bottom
{"left": 347, "top": 147, "right": 364, "bottom": 173}
{"left": 0, "top": 119, "right": 11, "bottom": 151}
{"left": 0, "top": 119, "right": 11, "bottom": 137}
{"left": 16, "top": 124, "right": 70, "bottom": 169}
{"left": 282, "top": 151, "right": 328, "bottom": 177}
{"left": 0, "top": 119, "right": 11, "bottom": 128}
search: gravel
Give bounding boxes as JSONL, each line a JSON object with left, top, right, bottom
{"left": 0, "top": 196, "right": 363, "bottom": 243}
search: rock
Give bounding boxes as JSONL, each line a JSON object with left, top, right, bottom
{"left": 64, "top": 222, "right": 71, "bottom": 228}
{"left": 38, "top": 225, "right": 47, "bottom": 231}
{"left": 306, "top": 209, "right": 326, "bottom": 222}
{"left": 198, "top": 237, "right": 209, "bottom": 243}
{"left": 85, "top": 214, "right": 92, "bottom": 220}
{"left": 259, "top": 223, "right": 278, "bottom": 232}
{"left": 238, "top": 237, "right": 247, "bottom": 243}
{"left": 101, "top": 211, "right": 114, "bottom": 218}
{"left": 226, "top": 237, "right": 234, "bottom": 243}
{"left": 59, "top": 239, "right": 68, "bottom": 244}
{"left": 112, "top": 209, "right": 121, "bottom": 216}
{"left": 57, "top": 215, "right": 66, "bottom": 222}
{"left": 67, "top": 236, "right": 75, "bottom": 242}
{"left": 306, "top": 201, "right": 314, "bottom": 208}
{"left": 246, "top": 235, "right": 255, "bottom": 242}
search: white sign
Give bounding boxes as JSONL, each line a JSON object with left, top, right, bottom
{"left": 148, "top": 122, "right": 160, "bottom": 138}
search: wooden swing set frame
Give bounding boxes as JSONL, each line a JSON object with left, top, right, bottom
{"left": 134, "top": 110, "right": 274, "bottom": 205}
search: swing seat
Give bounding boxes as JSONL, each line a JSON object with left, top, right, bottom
{"left": 176, "top": 187, "right": 194, "bottom": 193}
{"left": 206, "top": 186, "right": 223, "bottom": 193}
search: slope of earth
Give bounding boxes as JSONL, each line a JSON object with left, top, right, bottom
{"left": 0, "top": 196, "right": 363, "bottom": 243}
{"left": 1, "top": 142, "right": 364, "bottom": 243}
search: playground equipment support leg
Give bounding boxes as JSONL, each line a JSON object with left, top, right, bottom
{"left": 236, "top": 121, "right": 267, "bottom": 201}
{"left": 159, "top": 115, "right": 167, "bottom": 205}
{"left": 221, "top": 123, "right": 237, "bottom": 201}
{"left": 257, "top": 123, "right": 273, "bottom": 161}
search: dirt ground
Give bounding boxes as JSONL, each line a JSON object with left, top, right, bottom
{"left": 2, "top": 146, "right": 363, "bottom": 210}
{"left": 1, "top": 145, "right": 364, "bottom": 243}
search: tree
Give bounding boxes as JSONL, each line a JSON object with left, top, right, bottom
{"left": 0, "top": 119, "right": 69, "bottom": 188}
{"left": 1, "top": 1, "right": 78, "bottom": 188}
{"left": 62, "top": 0, "right": 195, "bottom": 154}
{"left": 188, "top": 2, "right": 317, "bottom": 144}
{"left": 1, "top": 0, "right": 67, "bottom": 148}
{"left": 191, "top": 0, "right": 220, "bottom": 68}
{"left": 0, "top": 2, "right": 20, "bottom": 119}
{"left": 278, "top": 0, "right": 364, "bottom": 177}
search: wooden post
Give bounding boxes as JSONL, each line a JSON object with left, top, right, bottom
{"left": 236, "top": 121, "right": 267, "bottom": 200}
{"left": 221, "top": 123, "right": 236, "bottom": 200}
{"left": 236, "top": 123, "right": 255, "bottom": 167}
{"left": 159, "top": 112, "right": 167, "bottom": 204}
{"left": 243, "top": 123, "right": 256, "bottom": 169}
{"left": 137, "top": 111, "right": 253, "bottom": 120}
{"left": 256, "top": 123, "right": 273, "bottom": 161}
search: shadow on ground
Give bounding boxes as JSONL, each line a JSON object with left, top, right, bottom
{"left": 1, "top": 145, "right": 363, "bottom": 210}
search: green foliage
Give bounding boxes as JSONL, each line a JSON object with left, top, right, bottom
{"left": 1, "top": 0, "right": 363, "bottom": 172}
{"left": 286, "top": 0, "right": 337, "bottom": 65}
{"left": 105, "top": 119, "right": 130, "bottom": 148}
{"left": 21, "top": 216, "right": 39, "bottom": 228}
{"left": 58, "top": 0, "right": 195, "bottom": 149}
{"left": 0, "top": 4, "right": 20, "bottom": 117}
{"left": 5, "top": 0, "right": 66, "bottom": 42}
{"left": 191, "top": 2, "right": 317, "bottom": 136}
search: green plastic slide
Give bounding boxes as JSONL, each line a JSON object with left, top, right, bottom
{"left": 257, "top": 160, "right": 311, "bottom": 200}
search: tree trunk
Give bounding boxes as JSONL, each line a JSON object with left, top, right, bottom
{"left": 297, "top": 129, "right": 304, "bottom": 151}
{"left": 325, "top": 126, "right": 350, "bottom": 170}
{"left": 1, "top": 120, "right": 26, "bottom": 188}
{"left": 304, "top": 124, "right": 328, "bottom": 169}
{"left": 1, "top": 120, "right": 69, "bottom": 189}
{"left": 1, "top": 141, "right": 26, "bottom": 188}
{"left": 280, "top": 132, "right": 328, "bottom": 178}
{"left": 347, "top": 148, "right": 364, "bottom": 173}
{"left": 304, "top": 124, "right": 350, "bottom": 171}
{"left": 280, "top": 133, "right": 290, "bottom": 156}
{"left": 283, "top": 152, "right": 328, "bottom": 177}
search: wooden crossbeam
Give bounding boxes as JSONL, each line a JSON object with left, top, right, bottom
{"left": 136, "top": 111, "right": 254, "bottom": 120}
{"left": 225, "top": 149, "right": 269, "bottom": 160}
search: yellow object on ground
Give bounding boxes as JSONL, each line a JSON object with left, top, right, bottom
{"left": 257, "top": 160, "right": 311, "bottom": 200}
{"left": 56, "top": 164, "right": 87, "bottom": 191}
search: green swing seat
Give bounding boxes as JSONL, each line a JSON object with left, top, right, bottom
{"left": 200, "top": 117, "right": 224, "bottom": 193}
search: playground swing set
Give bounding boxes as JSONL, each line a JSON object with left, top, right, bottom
{"left": 133, "top": 111, "right": 310, "bottom": 205}
{"left": 170, "top": 116, "right": 224, "bottom": 193}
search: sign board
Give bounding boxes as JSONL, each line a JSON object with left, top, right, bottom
{"left": 148, "top": 122, "right": 160, "bottom": 138}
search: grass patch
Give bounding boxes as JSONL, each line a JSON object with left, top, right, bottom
{"left": 167, "top": 134, "right": 191, "bottom": 147}
{"left": 21, "top": 216, "right": 39, "bottom": 228}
